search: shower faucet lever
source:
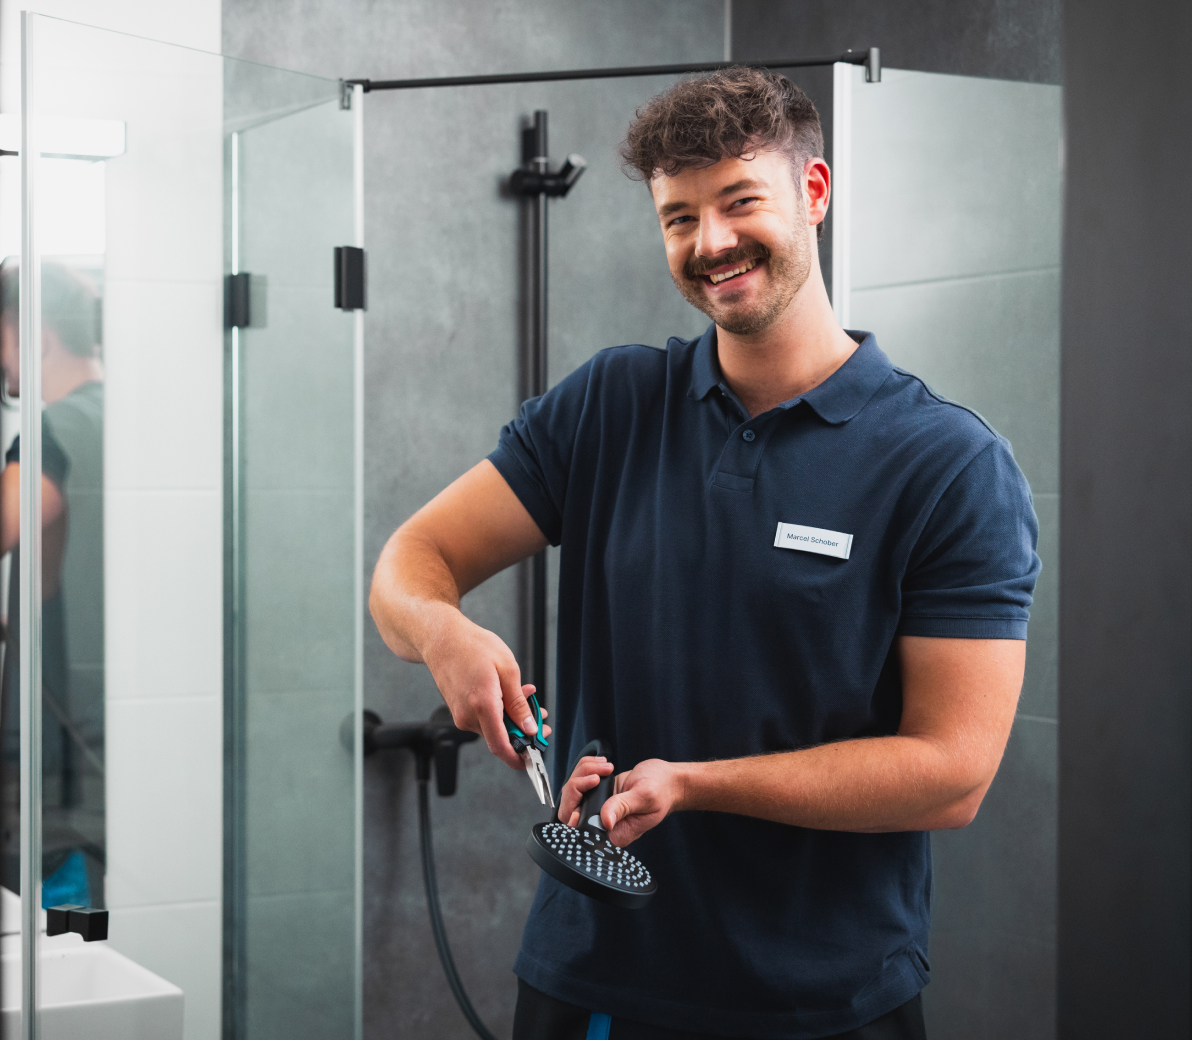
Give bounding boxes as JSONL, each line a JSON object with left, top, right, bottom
{"left": 349, "top": 706, "right": 479, "bottom": 796}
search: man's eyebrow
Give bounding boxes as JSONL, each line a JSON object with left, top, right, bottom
{"left": 657, "top": 179, "right": 766, "bottom": 219}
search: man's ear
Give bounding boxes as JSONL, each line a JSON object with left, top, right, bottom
{"left": 803, "top": 157, "right": 831, "bottom": 229}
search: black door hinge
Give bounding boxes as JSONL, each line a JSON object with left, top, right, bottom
{"left": 335, "top": 246, "right": 366, "bottom": 311}
{"left": 225, "top": 272, "right": 251, "bottom": 329}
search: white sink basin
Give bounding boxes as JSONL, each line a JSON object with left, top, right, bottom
{"left": 0, "top": 889, "right": 183, "bottom": 1040}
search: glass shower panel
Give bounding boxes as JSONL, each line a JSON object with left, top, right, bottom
{"left": 837, "top": 65, "right": 1062, "bottom": 1040}
{"left": 14, "top": 14, "right": 360, "bottom": 1040}
{"left": 225, "top": 64, "right": 360, "bottom": 1040}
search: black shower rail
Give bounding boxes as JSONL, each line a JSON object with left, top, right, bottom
{"left": 344, "top": 47, "right": 881, "bottom": 92}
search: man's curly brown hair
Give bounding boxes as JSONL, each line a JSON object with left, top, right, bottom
{"left": 620, "top": 67, "right": 826, "bottom": 236}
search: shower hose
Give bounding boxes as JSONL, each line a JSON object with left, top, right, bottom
{"left": 417, "top": 777, "right": 500, "bottom": 1040}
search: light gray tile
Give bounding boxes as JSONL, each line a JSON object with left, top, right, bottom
{"left": 238, "top": 98, "right": 355, "bottom": 288}
{"left": 924, "top": 930, "right": 1055, "bottom": 1040}
{"left": 852, "top": 268, "right": 1060, "bottom": 495}
{"left": 851, "top": 69, "right": 1062, "bottom": 289}
{"left": 245, "top": 888, "right": 356, "bottom": 1040}
{"left": 241, "top": 285, "right": 356, "bottom": 493}
{"left": 928, "top": 718, "right": 1056, "bottom": 1037}
{"left": 245, "top": 690, "right": 355, "bottom": 896}
{"left": 1021, "top": 494, "right": 1058, "bottom": 720}
{"left": 244, "top": 489, "right": 355, "bottom": 694}
{"left": 224, "top": 0, "right": 724, "bottom": 83}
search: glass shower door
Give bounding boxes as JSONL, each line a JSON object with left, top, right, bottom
{"left": 12, "top": 14, "right": 362, "bottom": 1040}
{"left": 833, "top": 64, "right": 1062, "bottom": 1040}
{"left": 225, "top": 64, "right": 362, "bottom": 1040}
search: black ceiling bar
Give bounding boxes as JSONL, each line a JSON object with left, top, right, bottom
{"left": 346, "top": 47, "right": 879, "bottom": 93}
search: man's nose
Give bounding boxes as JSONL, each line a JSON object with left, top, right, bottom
{"left": 695, "top": 209, "right": 737, "bottom": 259}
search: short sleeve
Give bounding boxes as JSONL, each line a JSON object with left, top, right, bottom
{"left": 487, "top": 360, "right": 595, "bottom": 546}
{"left": 5, "top": 423, "right": 70, "bottom": 489}
{"left": 898, "top": 437, "right": 1040, "bottom": 639}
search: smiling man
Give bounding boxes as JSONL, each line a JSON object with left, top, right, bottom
{"left": 370, "top": 69, "right": 1040, "bottom": 1040}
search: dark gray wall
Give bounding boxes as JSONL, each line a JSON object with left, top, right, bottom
{"left": 735, "top": 0, "right": 1060, "bottom": 83}
{"left": 222, "top": 3, "right": 723, "bottom": 1037}
{"left": 1057, "top": 0, "right": 1191, "bottom": 1037}
{"left": 734, "top": 5, "right": 1062, "bottom": 1039}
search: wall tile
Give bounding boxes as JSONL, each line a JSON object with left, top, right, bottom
{"left": 926, "top": 718, "right": 1056, "bottom": 1037}
{"left": 240, "top": 287, "right": 355, "bottom": 494}
{"left": 244, "top": 690, "right": 355, "bottom": 897}
{"left": 105, "top": 696, "right": 222, "bottom": 908}
{"left": 851, "top": 268, "right": 1060, "bottom": 495}
{"left": 108, "top": 899, "right": 221, "bottom": 1040}
{"left": 925, "top": 930, "right": 1055, "bottom": 1040}
{"left": 244, "top": 888, "right": 355, "bottom": 1040}
{"left": 851, "top": 67, "right": 1062, "bottom": 289}
{"left": 1021, "top": 493, "right": 1058, "bottom": 720}
{"left": 103, "top": 278, "right": 222, "bottom": 492}
{"left": 237, "top": 99, "right": 353, "bottom": 288}
{"left": 242, "top": 488, "right": 354, "bottom": 695}
{"left": 105, "top": 490, "right": 222, "bottom": 701}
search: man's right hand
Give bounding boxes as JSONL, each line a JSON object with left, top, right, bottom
{"left": 420, "top": 607, "right": 550, "bottom": 770}
{"left": 369, "top": 459, "right": 550, "bottom": 769}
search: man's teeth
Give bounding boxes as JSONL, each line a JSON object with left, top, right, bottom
{"left": 708, "top": 259, "right": 758, "bottom": 284}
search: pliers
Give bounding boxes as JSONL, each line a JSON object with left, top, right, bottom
{"left": 504, "top": 692, "right": 554, "bottom": 808}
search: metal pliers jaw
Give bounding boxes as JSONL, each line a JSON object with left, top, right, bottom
{"left": 504, "top": 693, "right": 554, "bottom": 808}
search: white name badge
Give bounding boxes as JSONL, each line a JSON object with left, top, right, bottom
{"left": 773, "top": 522, "right": 854, "bottom": 560}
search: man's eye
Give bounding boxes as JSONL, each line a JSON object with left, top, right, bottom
{"left": 731, "top": 196, "right": 760, "bottom": 208}
{"left": 668, "top": 215, "right": 694, "bottom": 227}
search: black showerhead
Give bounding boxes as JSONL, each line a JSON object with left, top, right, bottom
{"left": 525, "top": 739, "right": 658, "bottom": 909}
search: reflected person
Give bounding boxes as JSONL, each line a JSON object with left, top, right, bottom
{"left": 370, "top": 70, "right": 1040, "bottom": 1040}
{"left": 0, "top": 257, "right": 104, "bottom": 909}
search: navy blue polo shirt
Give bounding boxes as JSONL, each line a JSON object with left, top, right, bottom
{"left": 489, "top": 326, "right": 1039, "bottom": 1039}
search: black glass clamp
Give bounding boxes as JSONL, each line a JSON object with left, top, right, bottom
{"left": 334, "top": 246, "right": 367, "bottom": 311}
{"left": 46, "top": 904, "right": 109, "bottom": 942}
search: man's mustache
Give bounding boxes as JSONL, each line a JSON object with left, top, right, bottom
{"left": 683, "top": 244, "right": 770, "bottom": 280}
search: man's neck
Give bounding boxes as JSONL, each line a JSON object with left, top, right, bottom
{"left": 43, "top": 354, "right": 103, "bottom": 404}
{"left": 715, "top": 262, "right": 857, "bottom": 418}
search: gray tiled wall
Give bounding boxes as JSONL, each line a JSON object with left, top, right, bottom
{"left": 849, "top": 67, "right": 1062, "bottom": 1040}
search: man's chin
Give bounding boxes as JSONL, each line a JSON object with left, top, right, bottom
{"left": 705, "top": 298, "right": 785, "bottom": 337}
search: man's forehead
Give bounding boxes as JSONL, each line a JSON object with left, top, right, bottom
{"left": 650, "top": 151, "right": 791, "bottom": 212}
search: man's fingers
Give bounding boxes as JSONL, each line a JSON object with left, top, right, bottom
{"left": 601, "top": 786, "right": 654, "bottom": 832}
{"left": 474, "top": 674, "right": 523, "bottom": 768}
{"left": 559, "top": 758, "right": 613, "bottom": 823}
{"left": 499, "top": 675, "right": 538, "bottom": 736}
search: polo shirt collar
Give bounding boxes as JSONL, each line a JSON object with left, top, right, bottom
{"left": 687, "top": 324, "right": 893, "bottom": 425}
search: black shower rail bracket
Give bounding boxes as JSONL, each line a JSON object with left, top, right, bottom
{"left": 340, "top": 47, "right": 880, "bottom": 96}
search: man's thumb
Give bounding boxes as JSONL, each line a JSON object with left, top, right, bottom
{"left": 503, "top": 681, "right": 538, "bottom": 736}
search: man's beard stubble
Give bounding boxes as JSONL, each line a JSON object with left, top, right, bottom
{"left": 672, "top": 223, "right": 814, "bottom": 337}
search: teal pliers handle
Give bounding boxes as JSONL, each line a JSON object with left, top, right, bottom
{"left": 504, "top": 692, "right": 549, "bottom": 753}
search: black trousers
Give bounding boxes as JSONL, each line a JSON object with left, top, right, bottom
{"left": 512, "top": 979, "right": 927, "bottom": 1040}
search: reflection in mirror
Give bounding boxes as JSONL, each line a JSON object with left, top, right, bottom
{"left": 0, "top": 241, "right": 105, "bottom": 913}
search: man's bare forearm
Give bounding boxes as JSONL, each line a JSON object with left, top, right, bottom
{"left": 369, "top": 525, "right": 464, "bottom": 664}
{"left": 369, "top": 461, "right": 548, "bottom": 665}
{"left": 672, "top": 733, "right": 994, "bottom": 833}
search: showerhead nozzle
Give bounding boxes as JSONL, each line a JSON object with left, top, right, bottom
{"left": 525, "top": 739, "right": 658, "bottom": 909}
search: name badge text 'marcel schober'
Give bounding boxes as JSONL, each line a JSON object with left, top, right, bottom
{"left": 773, "top": 522, "right": 853, "bottom": 561}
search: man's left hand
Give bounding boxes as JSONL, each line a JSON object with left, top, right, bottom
{"left": 600, "top": 759, "right": 686, "bottom": 847}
